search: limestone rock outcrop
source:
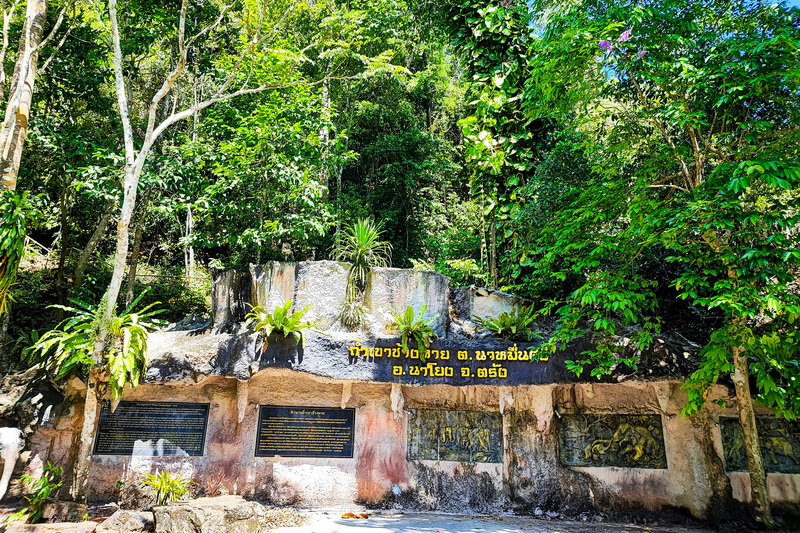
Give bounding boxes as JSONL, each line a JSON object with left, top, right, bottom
{"left": 97, "top": 510, "right": 155, "bottom": 532}
{"left": 152, "top": 496, "right": 270, "bottom": 533}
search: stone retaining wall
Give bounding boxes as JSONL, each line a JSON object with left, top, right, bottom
{"left": 19, "top": 262, "right": 800, "bottom": 522}
{"left": 25, "top": 372, "right": 800, "bottom": 520}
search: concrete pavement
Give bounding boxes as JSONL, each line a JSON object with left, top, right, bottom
{"left": 270, "top": 511, "right": 720, "bottom": 533}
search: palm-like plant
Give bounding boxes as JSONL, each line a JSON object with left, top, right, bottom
{"left": 473, "top": 305, "right": 541, "bottom": 342}
{"left": 389, "top": 305, "right": 439, "bottom": 363}
{"left": 142, "top": 470, "right": 194, "bottom": 506}
{"left": 25, "top": 295, "right": 163, "bottom": 399}
{"left": 332, "top": 218, "right": 392, "bottom": 298}
{"left": 331, "top": 218, "right": 392, "bottom": 328}
{"left": 245, "top": 300, "right": 314, "bottom": 351}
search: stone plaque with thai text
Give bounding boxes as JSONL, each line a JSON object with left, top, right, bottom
{"left": 407, "top": 409, "right": 502, "bottom": 463}
{"left": 721, "top": 417, "right": 800, "bottom": 473}
{"left": 94, "top": 401, "right": 209, "bottom": 456}
{"left": 255, "top": 405, "right": 355, "bottom": 458}
{"left": 559, "top": 414, "right": 667, "bottom": 469}
{"left": 346, "top": 339, "right": 558, "bottom": 386}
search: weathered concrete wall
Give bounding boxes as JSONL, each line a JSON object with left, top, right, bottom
{"left": 25, "top": 373, "right": 800, "bottom": 520}
{"left": 217, "top": 262, "right": 450, "bottom": 336}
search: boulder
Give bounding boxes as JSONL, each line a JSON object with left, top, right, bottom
{"left": 152, "top": 495, "right": 268, "bottom": 533}
{"left": 117, "top": 482, "right": 157, "bottom": 511}
{"left": 97, "top": 510, "right": 155, "bottom": 532}
{"left": 0, "top": 367, "right": 64, "bottom": 434}
{"left": 41, "top": 500, "right": 87, "bottom": 522}
{"left": 212, "top": 270, "right": 252, "bottom": 327}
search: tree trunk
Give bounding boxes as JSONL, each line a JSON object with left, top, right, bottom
{"left": 69, "top": 370, "right": 100, "bottom": 503}
{"left": 72, "top": 0, "right": 149, "bottom": 500}
{"left": 731, "top": 326, "right": 773, "bottom": 525}
{"left": 73, "top": 198, "right": 115, "bottom": 293}
{"left": 55, "top": 170, "right": 71, "bottom": 309}
{"left": 125, "top": 191, "right": 150, "bottom": 306}
{"left": 489, "top": 214, "right": 497, "bottom": 289}
{"left": 184, "top": 204, "right": 194, "bottom": 280}
{"left": 0, "top": 0, "right": 46, "bottom": 191}
{"left": 70, "top": 0, "right": 303, "bottom": 502}
{"left": 0, "top": 1, "right": 22, "bottom": 101}
{"left": 0, "top": 307, "right": 11, "bottom": 365}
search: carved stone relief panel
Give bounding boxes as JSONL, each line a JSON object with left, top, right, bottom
{"left": 559, "top": 414, "right": 668, "bottom": 469}
{"left": 721, "top": 417, "right": 800, "bottom": 473}
{"left": 407, "top": 409, "right": 503, "bottom": 463}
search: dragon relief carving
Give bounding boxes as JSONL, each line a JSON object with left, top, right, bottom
{"left": 559, "top": 415, "right": 668, "bottom": 469}
{"left": 721, "top": 417, "right": 800, "bottom": 473}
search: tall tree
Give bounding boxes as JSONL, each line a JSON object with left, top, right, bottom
{"left": 70, "top": 0, "right": 396, "bottom": 501}
{"left": 0, "top": 0, "right": 72, "bottom": 318}
{"left": 444, "top": 0, "right": 541, "bottom": 288}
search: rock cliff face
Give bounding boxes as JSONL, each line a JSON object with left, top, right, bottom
{"left": 152, "top": 260, "right": 695, "bottom": 386}
{"left": 216, "top": 261, "right": 452, "bottom": 337}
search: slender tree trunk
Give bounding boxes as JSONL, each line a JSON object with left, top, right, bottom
{"left": 125, "top": 215, "right": 144, "bottom": 307}
{"left": 0, "top": 0, "right": 22, "bottom": 101}
{"left": 71, "top": 162, "right": 138, "bottom": 502}
{"left": 335, "top": 166, "right": 342, "bottom": 235}
{"left": 125, "top": 191, "right": 150, "bottom": 306}
{"left": 0, "top": 307, "right": 11, "bottom": 364}
{"left": 72, "top": 0, "right": 303, "bottom": 502}
{"left": 73, "top": 198, "right": 114, "bottom": 293}
{"left": 0, "top": 0, "right": 46, "bottom": 191}
{"left": 489, "top": 214, "right": 497, "bottom": 289}
{"left": 320, "top": 76, "right": 330, "bottom": 186}
{"left": 731, "top": 317, "right": 773, "bottom": 525}
{"left": 55, "top": 170, "right": 71, "bottom": 308}
{"left": 184, "top": 205, "right": 194, "bottom": 279}
{"left": 69, "top": 371, "right": 100, "bottom": 502}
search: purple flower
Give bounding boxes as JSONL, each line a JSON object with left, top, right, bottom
{"left": 636, "top": 49, "right": 647, "bottom": 59}
{"left": 617, "top": 28, "right": 632, "bottom": 43}
{"left": 599, "top": 40, "right": 613, "bottom": 51}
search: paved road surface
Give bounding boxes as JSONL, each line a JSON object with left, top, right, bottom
{"left": 271, "top": 512, "right": 720, "bottom": 533}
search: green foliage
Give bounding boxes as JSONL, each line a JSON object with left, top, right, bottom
{"left": 186, "top": 85, "right": 334, "bottom": 267}
{"left": 473, "top": 305, "right": 541, "bottom": 342}
{"left": 520, "top": 0, "right": 800, "bottom": 412}
{"left": 389, "top": 305, "right": 439, "bottom": 363}
{"left": 6, "top": 462, "right": 64, "bottom": 525}
{"left": 142, "top": 470, "right": 194, "bottom": 506}
{"left": 445, "top": 0, "right": 543, "bottom": 289}
{"left": 339, "top": 299, "right": 367, "bottom": 331}
{"left": 331, "top": 218, "right": 392, "bottom": 329}
{"left": 332, "top": 218, "right": 392, "bottom": 297}
{"left": 25, "top": 295, "right": 163, "bottom": 398}
{"left": 125, "top": 267, "right": 210, "bottom": 323}
{"left": 0, "top": 190, "right": 32, "bottom": 316}
{"left": 246, "top": 300, "right": 314, "bottom": 350}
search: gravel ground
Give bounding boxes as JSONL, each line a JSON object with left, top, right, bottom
{"left": 3, "top": 502, "right": 798, "bottom": 532}
{"left": 262, "top": 507, "right": 309, "bottom": 529}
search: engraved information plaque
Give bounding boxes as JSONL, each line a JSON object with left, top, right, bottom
{"left": 407, "top": 409, "right": 503, "bottom": 463}
{"left": 721, "top": 417, "right": 800, "bottom": 473}
{"left": 559, "top": 414, "right": 668, "bottom": 469}
{"left": 255, "top": 405, "right": 355, "bottom": 458}
{"left": 94, "top": 401, "right": 209, "bottom": 456}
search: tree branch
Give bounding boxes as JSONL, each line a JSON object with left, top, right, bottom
{"left": 109, "top": 0, "right": 135, "bottom": 166}
{"left": 0, "top": 0, "right": 22, "bottom": 98}
{"left": 39, "top": 3, "right": 77, "bottom": 74}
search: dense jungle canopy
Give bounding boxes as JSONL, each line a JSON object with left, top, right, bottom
{"left": 0, "top": 0, "right": 798, "bottom": 520}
